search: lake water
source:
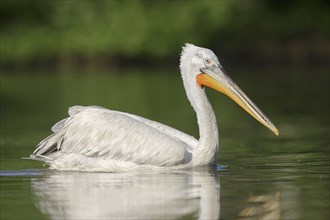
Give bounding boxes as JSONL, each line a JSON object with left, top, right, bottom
{"left": 0, "top": 67, "right": 329, "bottom": 219}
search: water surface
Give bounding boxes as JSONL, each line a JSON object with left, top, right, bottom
{"left": 0, "top": 67, "right": 329, "bottom": 219}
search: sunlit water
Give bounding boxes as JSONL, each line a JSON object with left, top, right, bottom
{"left": 1, "top": 67, "right": 329, "bottom": 219}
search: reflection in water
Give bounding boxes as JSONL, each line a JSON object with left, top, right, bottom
{"left": 31, "top": 168, "right": 220, "bottom": 220}
{"left": 238, "top": 192, "right": 281, "bottom": 220}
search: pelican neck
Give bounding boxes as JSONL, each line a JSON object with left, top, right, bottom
{"left": 190, "top": 87, "right": 219, "bottom": 166}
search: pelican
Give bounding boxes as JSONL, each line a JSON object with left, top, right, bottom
{"left": 30, "top": 44, "right": 279, "bottom": 172}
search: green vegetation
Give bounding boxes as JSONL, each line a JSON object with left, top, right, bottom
{"left": 0, "top": 0, "right": 329, "bottom": 67}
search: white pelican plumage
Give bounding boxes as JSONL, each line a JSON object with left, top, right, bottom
{"left": 30, "top": 44, "right": 279, "bottom": 172}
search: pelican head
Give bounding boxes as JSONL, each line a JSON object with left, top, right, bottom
{"left": 180, "top": 43, "right": 279, "bottom": 136}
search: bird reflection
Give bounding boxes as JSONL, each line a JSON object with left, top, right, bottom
{"left": 31, "top": 168, "right": 220, "bottom": 220}
{"left": 238, "top": 192, "right": 281, "bottom": 220}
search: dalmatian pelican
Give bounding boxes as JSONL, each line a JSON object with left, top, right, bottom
{"left": 30, "top": 44, "right": 279, "bottom": 172}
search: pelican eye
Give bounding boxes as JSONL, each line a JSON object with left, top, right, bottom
{"left": 204, "top": 58, "right": 211, "bottom": 65}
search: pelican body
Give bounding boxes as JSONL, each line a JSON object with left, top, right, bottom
{"left": 30, "top": 44, "right": 278, "bottom": 172}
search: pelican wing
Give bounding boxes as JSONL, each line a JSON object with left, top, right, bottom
{"left": 117, "top": 112, "right": 198, "bottom": 148}
{"left": 32, "top": 106, "right": 194, "bottom": 167}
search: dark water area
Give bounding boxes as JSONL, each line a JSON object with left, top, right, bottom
{"left": 0, "top": 67, "right": 329, "bottom": 219}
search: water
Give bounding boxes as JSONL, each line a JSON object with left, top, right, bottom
{"left": 1, "top": 67, "right": 329, "bottom": 219}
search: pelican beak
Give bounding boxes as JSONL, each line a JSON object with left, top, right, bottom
{"left": 197, "top": 67, "right": 279, "bottom": 136}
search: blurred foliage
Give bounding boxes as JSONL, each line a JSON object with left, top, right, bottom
{"left": 0, "top": 0, "right": 329, "bottom": 67}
